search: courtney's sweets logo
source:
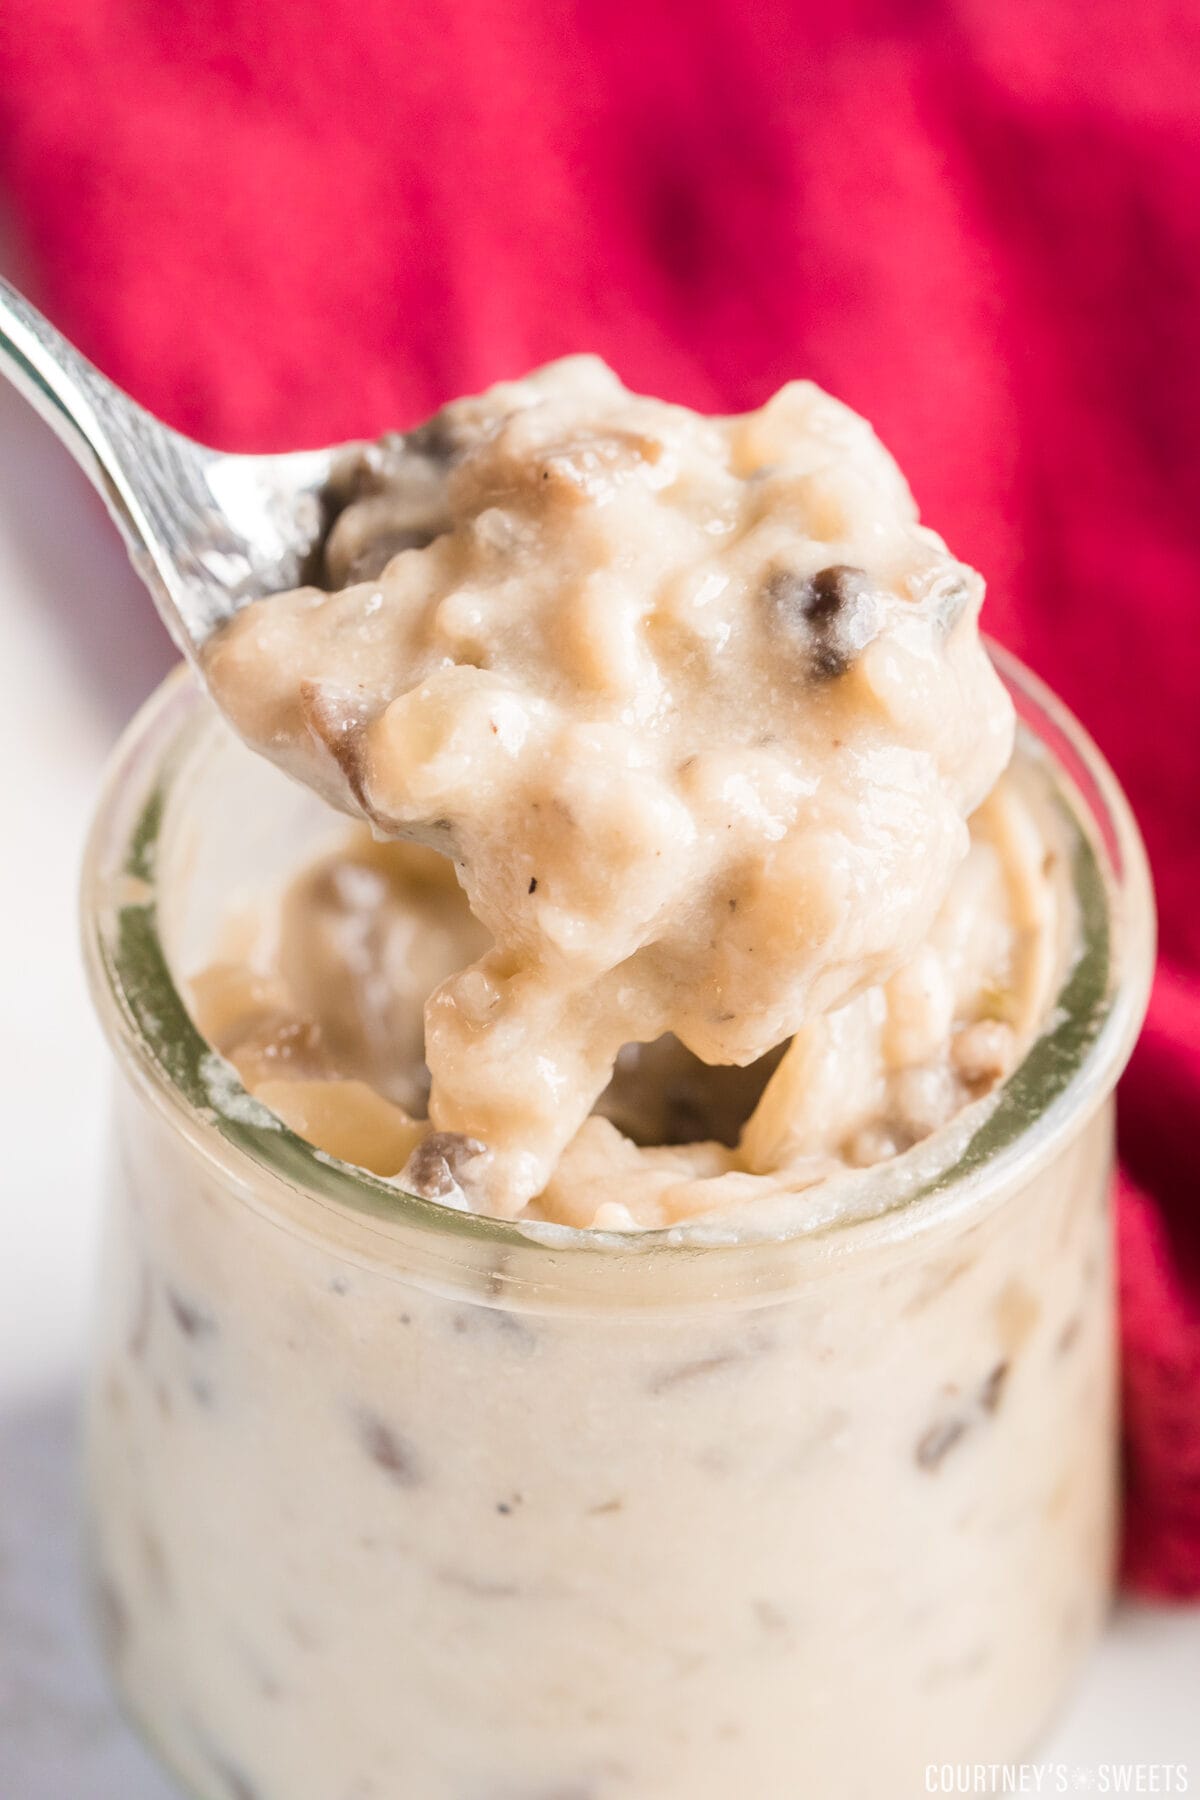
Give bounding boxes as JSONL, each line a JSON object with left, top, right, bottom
{"left": 924, "top": 1767, "right": 1190, "bottom": 1794}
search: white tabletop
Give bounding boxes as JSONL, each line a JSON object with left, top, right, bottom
{"left": 0, "top": 375, "right": 1196, "bottom": 1799}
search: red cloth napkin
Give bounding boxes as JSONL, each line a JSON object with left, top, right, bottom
{"left": 2, "top": 0, "right": 1197, "bottom": 1594}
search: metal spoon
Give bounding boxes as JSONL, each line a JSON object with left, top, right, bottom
{"left": 0, "top": 275, "right": 357, "bottom": 655}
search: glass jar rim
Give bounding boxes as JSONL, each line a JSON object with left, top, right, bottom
{"left": 80, "top": 647, "right": 1155, "bottom": 1304}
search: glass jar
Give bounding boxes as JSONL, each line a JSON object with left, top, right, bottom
{"left": 80, "top": 649, "right": 1153, "bottom": 1800}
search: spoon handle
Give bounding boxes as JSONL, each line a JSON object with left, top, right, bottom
{"left": 0, "top": 276, "right": 222, "bottom": 652}
{"left": 0, "top": 276, "right": 138, "bottom": 469}
{"left": 0, "top": 278, "right": 177, "bottom": 560}
{"left": 0, "top": 279, "right": 335, "bottom": 655}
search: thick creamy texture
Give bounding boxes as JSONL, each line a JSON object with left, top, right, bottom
{"left": 190, "top": 755, "right": 1065, "bottom": 1231}
{"left": 84, "top": 364, "right": 1133, "bottom": 1792}
{"left": 204, "top": 358, "right": 1016, "bottom": 1215}
{"left": 88, "top": 1072, "right": 1117, "bottom": 1800}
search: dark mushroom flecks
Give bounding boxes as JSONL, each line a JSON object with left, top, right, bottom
{"left": 915, "top": 1360, "right": 1012, "bottom": 1471}
{"left": 322, "top": 431, "right": 455, "bottom": 588}
{"left": 402, "top": 1131, "right": 491, "bottom": 1200}
{"left": 357, "top": 1411, "right": 424, "bottom": 1488}
{"left": 768, "top": 564, "right": 881, "bottom": 679}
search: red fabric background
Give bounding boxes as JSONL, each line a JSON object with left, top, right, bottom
{"left": 1, "top": 0, "right": 1197, "bottom": 1592}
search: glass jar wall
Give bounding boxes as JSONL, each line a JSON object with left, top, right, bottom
{"left": 80, "top": 654, "right": 1153, "bottom": 1800}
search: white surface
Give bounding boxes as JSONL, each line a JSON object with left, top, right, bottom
{"left": 0, "top": 378, "right": 1196, "bottom": 1799}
